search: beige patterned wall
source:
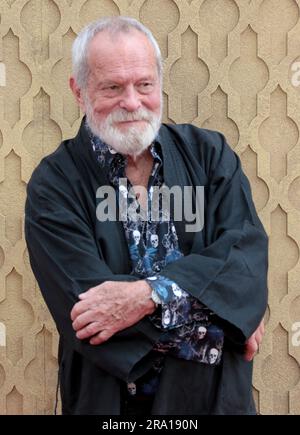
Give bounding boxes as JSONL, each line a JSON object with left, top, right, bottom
{"left": 0, "top": 0, "right": 299, "bottom": 415}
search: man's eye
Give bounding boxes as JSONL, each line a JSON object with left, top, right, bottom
{"left": 101, "top": 85, "right": 119, "bottom": 92}
{"left": 139, "top": 82, "right": 153, "bottom": 92}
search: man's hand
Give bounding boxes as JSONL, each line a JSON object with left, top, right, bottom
{"left": 244, "top": 319, "right": 265, "bottom": 361}
{"left": 70, "top": 280, "right": 155, "bottom": 345}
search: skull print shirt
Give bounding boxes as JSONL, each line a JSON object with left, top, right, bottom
{"left": 89, "top": 127, "right": 224, "bottom": 367}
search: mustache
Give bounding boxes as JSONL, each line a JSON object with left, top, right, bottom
{"left": 108, "top": 108, "right": 155, "bottom": 123}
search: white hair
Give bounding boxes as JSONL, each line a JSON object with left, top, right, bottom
{"left": 72, "top": 16, "right": 163, "bottom": 88}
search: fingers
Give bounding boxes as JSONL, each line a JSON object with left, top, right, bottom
{"left": 70, "top": 298, "right": 93, "bottom": 321}
{"left": 244, "top": 318, "right": 266, "bottom": 361}
{"left": 259, "top": 319, "right": 265, "bottom": 335}
{"left": 75, "top": 321, "right": 102, "bottom": 340}
{"left": 70, "top": 285, "right": 114, "bottom": 342}
{"left": 71, "top": 292, "right": 105, "bottom": 322}
{"left": 72, "top": 309, "right": 99, "bottom": 332}
{"left": 74, "top": 319, "right": 116, "bottom": 344}
{"left": 255, "top": 329, "right": 263, "bottom": 347}
{"left": 74, "top": 322, "right": 114, "bottom": 344}
{"left": 70, "top": 281, "right": 141, "bottom": 345}
{"left": 254, "top": 319, "right": 265, "bottom": 347}
{"left": 244, "top": 350, "right": 255, "bottom": 362}
{"left": 244, "top": 335, "right": 258, "bottom": 361}
{"left": 90, "top": 329, "right": 114, "bottom": 345}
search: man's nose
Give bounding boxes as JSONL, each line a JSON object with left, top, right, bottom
{"left": 119, "top": 85, "right": 141, "bottom": 112}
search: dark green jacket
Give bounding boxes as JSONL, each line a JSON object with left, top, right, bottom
{"left": 25, "top": 120, "right": 268, "bottom": 414}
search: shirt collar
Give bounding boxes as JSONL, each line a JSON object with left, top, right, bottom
{"left": 86, "top": 121, "right": 163, "bottom": 172}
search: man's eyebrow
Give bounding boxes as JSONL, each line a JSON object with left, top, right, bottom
{"left": 137, "top": 75, "right": 156, "bottom": 82}
{"left": 96, "top": 80, "right": 120, "bottom": 87}
{"left": 97, "top": 75, "right": 157, "bottom": 86}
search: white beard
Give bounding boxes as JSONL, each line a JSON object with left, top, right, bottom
{"left": 84, "top": 99, "right": 162, "bottom": 157}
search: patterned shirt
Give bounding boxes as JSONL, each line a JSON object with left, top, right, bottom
{"left": 89, "top": 127, "right": 224, "bottom": 375}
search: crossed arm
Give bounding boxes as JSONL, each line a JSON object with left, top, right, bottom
{"left": 71, "top": 280, "right": 265, "bottom": 361}
{"left": 26, "top": 131, "right": 267, "bottom": 377}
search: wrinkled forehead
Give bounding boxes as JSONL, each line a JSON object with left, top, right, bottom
{"left": 87, "top": 28, "right": 158, "bottom": 75}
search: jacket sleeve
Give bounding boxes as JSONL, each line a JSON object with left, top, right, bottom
{"left": 25, "top": 160, "right": 161, "bottom": 383}
{"left": 160, "top": 134, "right": 268, "bottom": 344}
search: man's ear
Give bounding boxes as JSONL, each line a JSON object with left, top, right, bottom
{"left": 69, "top": 76, "right": 86, "bottom": 112}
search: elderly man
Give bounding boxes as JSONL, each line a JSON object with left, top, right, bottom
{"left": 25, "top": 17, "right": 268, "bottom": 415}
